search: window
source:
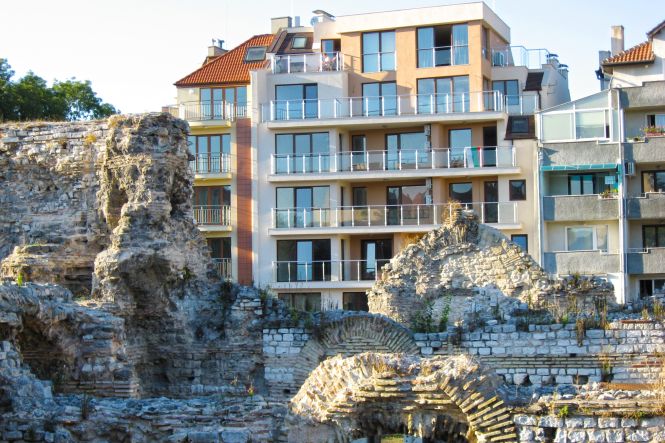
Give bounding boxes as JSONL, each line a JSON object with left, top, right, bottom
{"left": 275, "top": 186, "right": 330, "bottom": 228}
{"left": 565, "top": 226, "right": 608, "bottom": 251}
{"left": 188, "top": 134, "right": 231, "bottom": 173}
{"left": 194, "top": 186, "right": 231, "bottom": 206}
{"left": 199, "top": 86, "right": 248, "bottom": 119}
{"left": 417, "top": 76, "right": 470, "bottom": 113}
{"left": 321, "top": 39, "right": 341, "bottom": 57}
{"left": 352, "top": 187, "right": 367, "bottom": 206}
{"left": 278, "top": 293, "right": 322, "bottom": 312}
{"left": 509, "top": 180, "right": 527, "bottom": 201}
{"left": 387, "top": 183, "right": 429, "bottom": 225}
{"left": 482, "top": 27, "right": 490, "bottom": 60}
{"left": 343, "top": 292, "right": 369, "bottom": 311}
{"left": 647, "top": 114, "right": 665, "bottom": 128}
{"left": 362, "top": 82, "right": 397, "bottom": 116}
{"left": 276, "top": 240, "right": 331, "bottom": 282}
{"left": 643, "top": 225, "right": 665, "bottom": 248}
{"left": 386, "top": 132, "right": 428, "bottom": 169}
{"left": 639, "top": 280, "right": 665, "bottom": 298}
{"left": 361, "top": 239, "right": 392, "bottom": 280}
{"left": 362, "top": 31, "right": 395, "bottom": 72}
{"left": 417, "top": 24, "right": 468, "bottom": 67}
{"left": 208, "top": 237, "right": 231, "bottom": 259}
{"left": 493, "top": 80, "right": 519, "bottom": 106}
{"left": 449, "top": 128, "right": 472, "bottom": 166}
{"left": 642, "top": 170, "right": 665, "bottom": 193}
{"left": 274, "top": 132, "right": 329, "bottom": 173}
{"left": 291, "top": 36, "right": 307, "bottom": 49}
{"left": 275, "top": 84, "right": 318, "bottom": 120}
{"left": 510, "top": 116, "right": 530, "bottom": 134}
{"left": 511, "top": 234, "right": 528, "bottom": 252}
{"left": 449, "top": 182, "right": 473, "bottom": 203}
{"left": 244, "top": 46, "right": 267, "bottom": 62}
{"left": 567, "top": 173, "right": 614, "bottom": 195}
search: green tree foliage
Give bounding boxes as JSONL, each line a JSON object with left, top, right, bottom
{"left": 0, "top": 58, "right": 118, "bottom": 122}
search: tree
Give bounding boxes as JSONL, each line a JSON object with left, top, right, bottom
{"left": 0, "top": 59, "right": 118, "bottom": 122}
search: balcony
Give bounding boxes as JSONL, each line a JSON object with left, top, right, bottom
{"left": 193, "top": 205, "right": 231, "bottom": 230}
{"left": 491, "top": 46, "right": 553, "bottom": 69}
{"left": 626, "top": 137, "right": 665, "bottom": 163}
{"left": 626, "top": 193, "right": 665, "bottom": 219}
{"left": 543, "top": 251, "right": 620, "bottom": 275}
{"left": 505, "top": 95, "right": 539, "bottom": 115}
{"left": 627, "top": 247, "right": 665, "bottom": 274}
{"left": 261, "top": 91, "right": 504, "bottom": 125}
{"left": 417, "top": 45, "right": 469, "bottom": 68}
{"left": 543, "top": 195, "right": 619, "bottom": 221}
{"left": 270, "top": 52, "right": 346, "bottom": 74}
{"left": 269, "top": 147, "right": 517, "bottom": 181}
{"left": 165, "top": 101, "right": 247, "bottom": 123}
{"left": 271, "top": 259, "right": 389, "bottom": 286}
{"left": 212, "top": 258, "right": 232, "bottom": 280}
{"left": 189, "top": 154, "right": 231, "bottom": 178}
{"left": 270, "top": 202, "right": 519, "bottom": 234}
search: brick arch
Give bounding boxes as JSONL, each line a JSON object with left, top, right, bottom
{"left": 291, "top": 314, "right": 419, "bottom": 389}
{"left": 285, "top": 353, "right": 516, "bottom": 443}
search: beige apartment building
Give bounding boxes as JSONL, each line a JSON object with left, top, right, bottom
{"left": 250, "top": 3, "right": 570, "bottom": 311}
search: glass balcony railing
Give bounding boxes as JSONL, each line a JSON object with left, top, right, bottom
{"left": 270, "top": 52, "right": 345, "bottom": 74}
{"left": 272, "top": 259, "right": 391, "bottom": 283}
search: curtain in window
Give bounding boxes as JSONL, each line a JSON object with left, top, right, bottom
{"left": 452, "top": 24, "right": 469, "bottom": 65}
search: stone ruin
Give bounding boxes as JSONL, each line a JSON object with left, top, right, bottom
{"left": 0, "top": 115, "right": 664, "bottom": 443}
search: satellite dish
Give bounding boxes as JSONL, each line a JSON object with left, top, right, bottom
{"left": 310, "top": 16, "right": 318, "bottom": 26}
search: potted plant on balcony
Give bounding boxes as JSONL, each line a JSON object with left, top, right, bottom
{"left": 599, "top": 188, "right": 618, "bottom": 199}
{"left": 642, "top": 125, "right": 665, "bottom": 137}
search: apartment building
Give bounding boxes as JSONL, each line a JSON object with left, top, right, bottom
{"left": 169, "top": 35, "right": 273, "bottom": 284}
{"left": 538, "top": 21, "right": 665, "bottom": 303}
{"left": 250, "top": 3, "right": 570, "bottom": 311}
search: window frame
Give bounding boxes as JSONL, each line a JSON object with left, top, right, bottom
{"left": 244, "top": 46, "right": 267, "bottom": 62}
{"left": 362, "top": 30, "right": 396, "bottom": 73}
{"left": 641, "top": 170, "right": 665, "bottom": 194}
{"left": 511, "top": 234, "right": 528, "bottom": 252}
{"left": 509, "top": 179, "right": 527, "bottom": 201}
{"left": 291, "top": 36, "right": 307, "bottom": 49}
{"left": 642, "top": 224, "right": 665, "bottom": 248}
{"left": 564, "top": 225, "right": 608, "bottom": 252}
{"left": 416, "top": 23, "right": 469, "bottom": 68}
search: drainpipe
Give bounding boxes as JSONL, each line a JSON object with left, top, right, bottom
{"left": 616, "top": 87, "right": 628, "bottom": 305}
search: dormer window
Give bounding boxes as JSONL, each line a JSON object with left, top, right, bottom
{"left": 245, "top": 46, "right": 267, "bottom": 62}
{"left": 291, "top": 36, "right": 307, "bottom": 49}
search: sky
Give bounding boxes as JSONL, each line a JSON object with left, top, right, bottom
{"left": 0, "top": 0, "right": 657, "bottom": 114}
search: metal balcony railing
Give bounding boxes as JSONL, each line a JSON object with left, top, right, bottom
{"left": 189, "top": 154, "right": 231, "bottom": 174}
{"left": 271, "top": 146, "right": 516, "bottom": 175}
{"left": 165, "top": 101, "right": 248, "bottom": 122}
{"left": 212, "top": 258, "right": 232, "bottom": 280}
{"left": 270, "top": 52, "right": 345, "bottom": 74}
{"left": 272, "top": 202, "right": 518, "bottom": 229}
{"left": 272, "top": 259, "right": 391, "bottom": 283}
{"left": 491, "top": 46, "right": 552, "bottom": 69}
{"left": 262, "top": 91, "right": 504, "bottom": 122}
{"left": 193, "top": 205, "right": 231, "bottom": 226}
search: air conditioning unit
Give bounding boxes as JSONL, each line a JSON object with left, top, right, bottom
{"left": 625, "top": 161, "right": 636, "bottom": 176}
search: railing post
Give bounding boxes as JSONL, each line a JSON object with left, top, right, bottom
{"left": 434, "top": 204, "right": 438, "bottom": 224}
{"left": 381, "top": 96, "right": 385, "bottom": 116}
{"left": 365, "top": 150, "right": 369, "bottom": 171}
{"left": 479, "top": 147, "right": 484, "bottom": 168}
{"left": 287, "top": 154, "right": 290, "bottom": 174}
{"left": 287, "top": 55, "right": 291, "bottom": 74}
{"left": 301, "top": 100, "right": 305, "bottom": 119}
{"left": 447, "top": 149, "right": 450, "bottom": 168}
{"left": 415, "top": 149, "right": 419, "bottom": 170}
{"left": 397, "top": 97, "right": 401, "bottom": 115}
{"left": 270, "top": 101, "right": 275, "bottom": 121}
{"left": 286, "top": 100, "right": 290, "bottom": 121}
{"left": 417, "top": 205, "right": 420, "bottom": 225}
{"left": 398, "top": 150, "right": 402, "bottom": 170}
{"left": 351, "top": 206, "right": 355, "bottom": 227}
{"left": 430, "top": 94, "right": 434, "bottom": 114}
{"left": 481, "top": 203, "right": 485, "bottom": 223}
{"left": 384, "top": 206, "right": 387, "bottom": 226}
{"left": 318, "top": 99, "right": 321, "bottom": 119}
{"left": 302, "top": 154, "right": 306, "bottom": 173}
{"left": 400, "top": 205, "right": 404, "bottom": 226}
{"left": 349, "top": 98, "right": 353, "bottom": 118}
{"left": 318, "top": 154, "right": 322, "bottom": 173}
{"left": 383, "top": 151, "right": 386, "bottom": 170}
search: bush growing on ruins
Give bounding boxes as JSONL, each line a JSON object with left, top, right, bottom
{"left": 575, "top": 318, "right": 586, "bottom": 346}
{"left": 556, "top": 405, "right": 569, "bottom": 418}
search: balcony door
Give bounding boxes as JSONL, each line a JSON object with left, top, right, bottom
{"left": 275, "top": 84, "right": 318, "bottom": 120}
{"left": 484, "top": 181, "right": 498, "bottom": 223}
{"left": 386, "top": 132, "right": 428, "bottom": 170}
{"left": 362, "top": 82, "right": 397, "bottom": 117}
{"left": 387, "top": 183, "right": 429, "bottom": 225}
{"left": 276, "top": 239, "right": 331, "bottom": 282}
{"left": 449, "top": 129, "right": 472, "bottom": 167}
{"left": 361, "top": 239, "right": 392, "bottom": 280}
{"left": 276, "top": 186, "right": 329, "bottom": 228}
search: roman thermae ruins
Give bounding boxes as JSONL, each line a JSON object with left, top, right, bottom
{"left": 0, "top": 114, "right": 664, "bottom": 442}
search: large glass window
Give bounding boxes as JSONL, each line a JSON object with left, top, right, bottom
{"left": 208, "top": 237, "right": 231, "bottom": 259}
{"left": 642, "top": 171, "right": 665, "bottom": 193}
{"left": 278, "top": 293, "right": 322, "bottom": 312}
{"left": 362, "top": 31, "right": 395, "bottom": 72}
{"left": 343, "top": 292, "right": 369, "bottom": 311}
{"left": 275, "top": 84, "right": 318, "bottom": 120}
{"left": 566, "top": 226, "right": 608, "bottom": 251}
{"left": 449, "top": 128, "right": 472, "bottom": 166}
{"left": 200, "top": 86, "right": 247, "bottom": 119}
{"left": 362, "top": 82, "right": 397, "bottom": 116}
{"left": 417, "top": 76, "right": 469, "bottom": 114}
{"left": 417, "top": 24, "right": 468, "bottom": 68}
{"left": 449, "top": 182, "right": 473, "bottom": 203}
{"left": 567, "top": 173, "right": 614, "bottom": 195}
{"left": 274, "top": 132, "right": 329, "bottom": 173}
{"left": 276, "top": 240, "right": 331, "bottom": 282}
{"left": 493, "top": 80, "right": 520, "bottom": 107}
{"left": 188, "top": 134, "right": 231, "bottom": 173}
{"left": 361, "top": 239, "right": 392, "bottom": 280}
{"left": 275, "top": 186, "right": 330, "bottom": 228}
{"left": 643, "top": 225, "right": 665, "bottom": 248}
{"left": 386, "top": 132, "right": 428, "bottom": 169}
{"left": 194, "top": 186, "right": 231, "bottom": 206}
{"left": 387, "top": 183, "right": 429, "bottom": 225}
{"left": 639, "top": 280, "right": 665, "bottom": 298}
{"left": 647, "top": 114, "right": 665, "bottom": 128}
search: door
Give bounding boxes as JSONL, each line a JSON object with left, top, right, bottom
{"left": 387, "top": 186, "right": 401, "bottom": 225}
{"left": 482, "top": 126, "right": 497, "bottom": 167}
{"left": 361, "top": 239, "right": 392, "bottom": 280}
{"left": 483, "top": 181, "right": 498, "bottom": 223}
{"left": 449, "top": 129, "right": 472, "bottom": 167}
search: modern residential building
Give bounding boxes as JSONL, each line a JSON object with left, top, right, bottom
{"left": 169, "top": 35, "right": 274, "bottom": 284}
{"left": 538, "top": 20, "right": 665, "bottom": 303}
{"left": 250, "top": 3, "right": 570, "bottom": 311}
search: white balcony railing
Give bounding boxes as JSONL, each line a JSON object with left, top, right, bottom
{"left": 272, "top": 259, "right": 391, "bottom": 283}
{"left": 271, "top": 146, "right": 516, "bottom": 175}
{"left": 193, "top": 205, "right": 231, "bottom": 226}
{"left": 165, "top": 101, "right": 248, "bottom": 122}
{"left": 270, "top": 52, "right": 345, "bottom": 74}
{"left": 212, "top": 258, "right": 232, "bottom": 280}
{"left": 189, "top": 154, "right": 231, "bottom": 174}
{"left": 262, "top": 91, "right": 504, "bottom": 122}
{"left": 491, "top": 46, "right": 552, "bottom": 68}
{"left": 272, "top": 202, "right": 518, "bottom": 229}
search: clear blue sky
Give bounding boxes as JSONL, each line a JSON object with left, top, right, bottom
{"left": 1, "top": 0, "right": 656, "bottom": 114}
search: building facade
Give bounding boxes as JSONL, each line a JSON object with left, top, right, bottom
{"left": 249, "top": 3, "right": 570, "bottom": 311}
{"left": 538, "top": 21, "right": 665, "bottom": 303}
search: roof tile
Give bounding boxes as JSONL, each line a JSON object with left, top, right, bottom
{"left": 602, "top": 41, "right": 655, "bottom": 66}
{"left": 175, "top": 34, "right": 274, "bottom": 87}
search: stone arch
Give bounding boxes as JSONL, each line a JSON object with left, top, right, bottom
{"left": 285, "top": 353, "right": 516, "bottom": 443}
{"left": 291, "top": 314, "right": 419, "bottom": 389}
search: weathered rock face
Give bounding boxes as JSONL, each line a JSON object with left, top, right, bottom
{"left": 368, "top": 210, "right": 612, "bottom": 328}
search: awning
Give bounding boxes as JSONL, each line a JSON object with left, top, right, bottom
{"left": 541, "top": 163, "right": 619, "bottom": 171}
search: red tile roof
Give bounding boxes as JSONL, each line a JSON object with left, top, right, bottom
{"left": 175, "top": 34, "right": 274, "bottom": 87}
{"left": 602, "top": 41, "right": 655, "bottom": 66}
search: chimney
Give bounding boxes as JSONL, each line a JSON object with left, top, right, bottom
{"left": 294, "top": 16, "right": 301, "bottom": 27}
{"left": 208, "top": 39, "right": 227, "bottom": 58}
{"left": 611, "top": 25, "right": 624, "bottom": 56}
{"left": 271, "top": 16, "right": 292, "bottom": 34}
